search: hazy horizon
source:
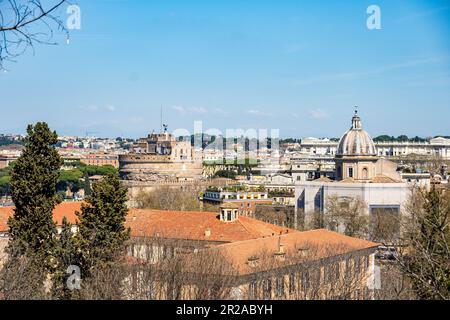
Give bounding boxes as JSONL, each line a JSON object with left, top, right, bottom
{"left": 1, "top": 0, "right": 449, "bottom": 139}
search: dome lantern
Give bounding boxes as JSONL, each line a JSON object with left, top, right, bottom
{"left": 351, "top": 107, "right": 362, "bottom": 130}
{"left": 336, "top": 109, "right": 377, "bottom": 157}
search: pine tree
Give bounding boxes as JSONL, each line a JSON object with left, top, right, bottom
{"left": 76, "top": 173, "right": 130, "bottom": 277}
{"left": 7, "top": 122, "right": 63, "bottom": 261}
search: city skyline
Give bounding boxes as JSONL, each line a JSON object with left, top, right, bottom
{"left": 1, "top": 0, "right": 450, "bottom": 139}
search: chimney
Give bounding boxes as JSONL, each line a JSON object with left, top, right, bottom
{"left": 247, "top": 256, "right": 260, "bottom": 268}
{"left": 274, "top": 240, "right": 286, "bottom": 262}
{"left": 298, "top": 247, "right": 309, "bottom": 258}
{"left": 204, "top": 228, "right": 211, "bottom": 238}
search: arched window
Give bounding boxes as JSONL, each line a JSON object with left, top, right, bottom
{"left": 362, "top": 167, "right": 368, "bottom": 179}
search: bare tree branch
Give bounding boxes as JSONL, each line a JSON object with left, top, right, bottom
{"left": 0, "top": 0, "right": 69, "bottom": 71}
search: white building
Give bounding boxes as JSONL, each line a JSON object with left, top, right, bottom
{"left": 298, "top": 136, "right": 450, "bottom": 160}
{"left": 295, "top": 110, "right": 412, "bottom": 239}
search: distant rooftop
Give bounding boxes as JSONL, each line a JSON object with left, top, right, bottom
{"left": 187, "top": 229, "right": 379, "bottom": 276}
{"left": 0, "top": 202, "right": 294, "bottom": 243}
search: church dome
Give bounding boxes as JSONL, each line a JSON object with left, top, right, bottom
{"left": 336, "top": 110, "right": 377, "bottom": 156}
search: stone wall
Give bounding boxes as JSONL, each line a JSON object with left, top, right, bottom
{"left": 119, "top": 154, "right": 203, "bottom": 182}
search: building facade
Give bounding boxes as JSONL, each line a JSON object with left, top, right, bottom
{"left": 295, "top": 111, "right": 411, "bottom": 239}
{"left": 298, "top": 136, "right": 450, "bottom": 160}
{"left": 202, "top": 188, "right": 273, "bottom": 216}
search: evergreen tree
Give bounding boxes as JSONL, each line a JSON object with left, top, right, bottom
{"left": 7, "top": 122, "right": 63, "bottom": 262}
{"left": 1, "top": 122, "right": 62, "bottom": 298}
{"left": 76, "top": 173, "right": 130, "bottom": 277}
{"left": 52, "top": 217, "right": 79, "bottom": 300}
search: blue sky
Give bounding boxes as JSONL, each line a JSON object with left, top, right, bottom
{"left": 1, "top": 0, "right": 449, "bottom": 138}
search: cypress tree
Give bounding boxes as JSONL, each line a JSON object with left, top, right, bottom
{"left": 7, "top": 122, "right": 63, "bottom": 262}
{"left": 76, "top": 173, "right": 130, "bottom": 277}
{"left": 1, "top": 122, "right": 63, "bottom": 298}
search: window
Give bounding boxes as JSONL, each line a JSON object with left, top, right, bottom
{"left": 289, "top": 274, "right": 296, "bottom": 294}
{"left": 249, "top": 281, "right": 257, "bottom": 299}
{"left": 333, "top": 263, "right": 340, "bottom": 282}
{"left": 301, "top": 271, "right": 310, "bottom": 291}
{"left": 360, "top": 256, "right": 369, "bottom": 272}
{"left": 163, "top": 246, "right": 173, "bottom": 259}
{"left": 354, "top": 256, "right": 361, "bottom": 275}
{"left": 263, "top": 279, "right": 272, "bottom": 300}
{"left": 276, "top": 277, "right": 284, "bottom": 297}
{"left": 324, "top": 265, "right": 332, "bottom": 283}
{"left": 348, "top": 167, "right": 354, "bottom": 178}
{"left": 345, "top": 260, "right": 352, "bottom": 280}
{"left": 362, "top": 167, "right": 368, "bottom": 179}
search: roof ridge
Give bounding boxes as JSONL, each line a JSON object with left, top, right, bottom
{"left": 212, "top": 228, "right": 379, "bottom": 249}
{"left": 236, "top": 217, "right": 257, "bottom": 237}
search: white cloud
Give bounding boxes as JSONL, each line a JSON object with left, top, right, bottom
{"left": 212, "top": 108, "right": 229, "bottom": 116}
{"left": 171, "top": 105, "right": 186, "bottom": 114}
{"left": 310, "top": 109, "right": 329, "bottom": 119}
{"left": 190, "top": 107, "right": 208, "bottom": 114}
{"left": 171, "top": 105, "right": 209, "bottom": 115}
{"left": 128, "top": 116, "right": 144, "bottom": 124}
{"left": 106, "top": 105, "right": 116, "bottom": 112}
{"left": 78, "top": 105, "right": 116, "bottom": 112}
{"left": 246, "top": 109, "right": 272, "bottom": 117}
{"left": 84, "top": 105, "right": 99, "bottom": 111}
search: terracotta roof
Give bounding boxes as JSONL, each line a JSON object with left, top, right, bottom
{"left": 0, "top": 202, "right": 295, "bottom": 243}
{"left": 205, "top": 229, "right": 379, "bottom": 275}
{"left": 126, "top": 209, "right": 294, "bottom": 242}
{"left": 0, "top": 202, "right": 81, "bottom": 232}
{"left": 0, "top": 208, "right": 8, "bottom": 233}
